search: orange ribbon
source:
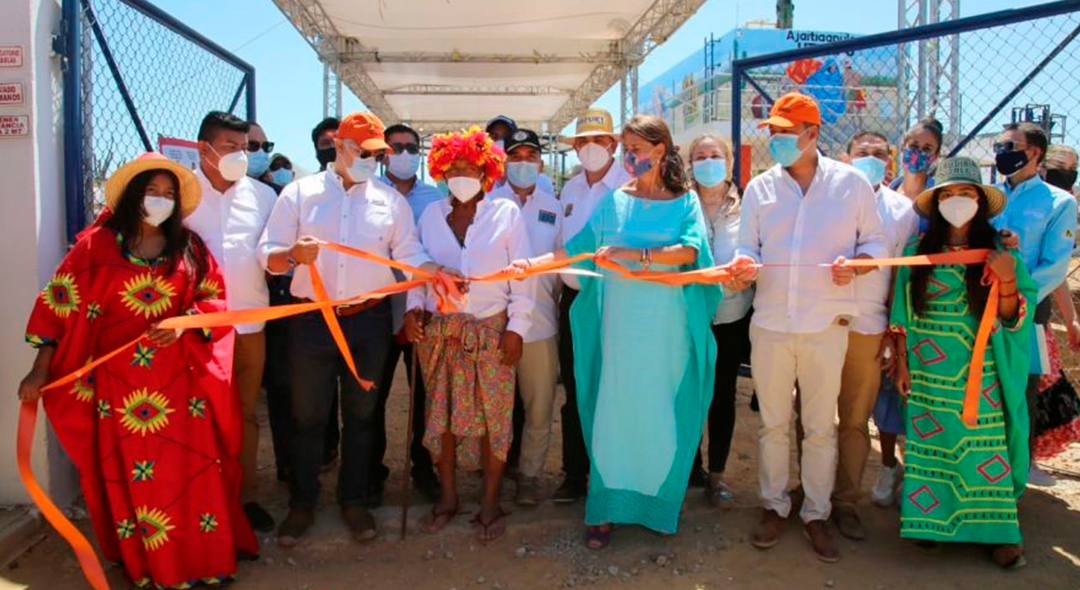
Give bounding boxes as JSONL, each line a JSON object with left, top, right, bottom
{"left": 17, "top": 245, "right": 1004, "bottom": 589}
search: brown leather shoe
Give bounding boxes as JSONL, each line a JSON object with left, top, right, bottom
{"left": 832, "top": 505, "right": 866, "bottom": 541}
{"left": 751, "top": 509, "right": 785, "bottom": 549}
{"left": 276, "top": 507, "right": 314, "bottom": 548}
{"left": 342, "top": 505, "right": 378, "bottom": 544}
{"left": 804, "top": 520, "right": 840, "bottom": 563}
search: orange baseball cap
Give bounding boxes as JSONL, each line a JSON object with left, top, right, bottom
{"left": 757, "top": 92, "right": 821, "bottom": 129}
{"left": 337, "top": 111, "right": 391, "bottom": 151}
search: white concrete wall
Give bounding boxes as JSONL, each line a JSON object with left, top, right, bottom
{"left": 0, "top": 0, "right": 66, "bottom": 505}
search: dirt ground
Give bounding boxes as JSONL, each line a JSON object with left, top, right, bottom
{"left": 5, "top": 263, "right": 1080, "bottom": 590}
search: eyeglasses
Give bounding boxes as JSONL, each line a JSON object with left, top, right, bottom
{"left": 247, "top": 140, "right": 275, "bottom": 153}
{"left": 390, "top": 142, "right": 420, "bottom": 155}
{"left": 993, "top": 141, "right": 1027, "bottom": 154}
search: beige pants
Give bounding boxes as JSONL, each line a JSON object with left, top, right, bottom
{"left": 833, "top": 331, "right": 885, "bottom": 508}
{"left": 751, "top": 322, "right": 848, "bottom": 523}
{"left": 516, "top": 337, "right": 559, "bottom": 478}
{"left": 234, "top": 331, "right": 266, "bottom": 502}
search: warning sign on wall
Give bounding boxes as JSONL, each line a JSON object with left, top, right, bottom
{"left": 0, "top": 82, "right": 24, "bottom": 105}
{"left": 0, "top": 46, "right": 23, "bottom": 68}
{"left": 0, "top": 115, "right": 29, "bottom": 137}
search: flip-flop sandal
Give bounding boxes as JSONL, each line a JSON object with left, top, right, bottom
{"left": 992, "top": 545, "right": 1026, "bottom": 570}
{"left": 585, "top": 525, "right": 612, "bottom": 550}
{"left": 471, "top": 507, "right": 510, "bottom": 545}
{"left": 418, "top": 504, "right": 460, "bottom": 535}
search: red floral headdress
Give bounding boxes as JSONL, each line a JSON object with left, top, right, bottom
{"left": 427, "top": 125, "right": 505, "bottom": 192}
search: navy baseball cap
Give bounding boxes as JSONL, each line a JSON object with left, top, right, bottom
{"left": 485, "top": 115, "right": 517, "bottom": 134}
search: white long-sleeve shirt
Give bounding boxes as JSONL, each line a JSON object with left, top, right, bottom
{"left": 491, "top": 183, "right": 563, "bottom": 342}
{"left": 736, "top": 156, "right": 888, "bottom": 334}
{"left": 851, "top": 184, "right": 919, "bottom": 335}
{"left": 186, "top": 170, "right": 277, "bottom": 333}
{"left": 407, "top": 197, "right": 535, "bottom": 337}
{"left": 257, "top": 168, "right": 432, "bottom": 300}
{"left": 559, "top": 162, "right": 631, "bottom": 290}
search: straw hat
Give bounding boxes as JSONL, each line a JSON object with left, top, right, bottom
{"left": 913, "top": 156, "right": 1006, "bottom": 218}
{"left": 559, "top": 109, "right": 618, "bottom": 144}
{"left": 104, "top": 152, "right": 201, "bottom": 218}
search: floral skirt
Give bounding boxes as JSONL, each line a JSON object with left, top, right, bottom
{"left": 1031, "top": 325, "right": 1080, "bottom": 460}
{"left": 417, "top": 312, "right": 515, "bottom": 470}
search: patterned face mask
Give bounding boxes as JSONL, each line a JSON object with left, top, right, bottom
{"left": 902, "top": 147, "right": 935, "bottom": 174}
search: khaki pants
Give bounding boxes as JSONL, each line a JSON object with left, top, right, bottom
{"left": 751, "top": 322, "right": 848, "bottom": 523}
{"left": 235, "top": 331, "right": 266, "bottom": 502}
{"left": 516, "top": 337, "right": 559, "bottom": 478}
{"left": 833, "top": 331, "right": 884, "bottom": 508}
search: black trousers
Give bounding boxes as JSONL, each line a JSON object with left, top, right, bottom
{"left": 264, "top": 276, "right": 339, "bottom": 479}
{"left": 693, "top": 313, "right": 752, "bottom": 474}
{"left": 371, "top": 337, "right": 437, "bottom": 487}
{"left": 1026, "top": 298, "right": 1053, "bottom": 449}
{"left": 557, "top": 285, "right": 589, "bottom": 484}
{"left": 287, "top": 302, "right": 391, "bottom": 508}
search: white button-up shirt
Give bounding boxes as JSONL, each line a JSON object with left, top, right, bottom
{"left": 703, "top": 196, "right": 754, "bottom": 325}
{"left": 186, "top": 170, "right": 277, "bottom": 333}
{"left": 257, "top": 168, "right": 432, "bottom": 301}
{"left": 491, "top": 183, "right": 563, "bottom": 342}
{"left": 407, "top": 198, "right": 535, "bottom": 337}
{"left": 736, "top": 156, "right": 887, "bottom": 334}
{"left": 851, "top": 184, "right": 918, "bottom": 335}
{"left": 559, "top": 162, "right": 631, "bottom": 290}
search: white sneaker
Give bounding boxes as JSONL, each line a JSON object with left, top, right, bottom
{"left": 1027, "top": 465, "right": 1057, "bottom": 488}
{"left": 872, "top": 464, "right": 901, "bottom": 507}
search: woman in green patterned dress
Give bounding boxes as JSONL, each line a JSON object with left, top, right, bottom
{"left": 891, "top": 157, "right": 1034, "bottom": 569}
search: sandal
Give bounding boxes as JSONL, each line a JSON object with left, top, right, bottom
{"left": 585, "top": 524, "right": 612, "bottom": 550}
{"left": 418, "top": 503, "right": 460, "bottom": 534}
{"left": 992, "top": 544, "right": 1026, "bottom": 570}
{"left": 705, "top": 479, "right": 735, "bottom": 506}
{"left": 472, "top": 506, "right": 510, "bottom": 545}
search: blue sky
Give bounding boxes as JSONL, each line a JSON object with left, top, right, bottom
{"left": 149, "top": 0, "right": 1049, "bottom": 171}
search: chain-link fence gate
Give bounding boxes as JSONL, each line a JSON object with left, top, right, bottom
{"left": 57, "top": 0, "right": 256, "bottom": 243}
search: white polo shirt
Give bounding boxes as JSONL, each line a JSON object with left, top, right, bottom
{"left": 851, "top": 184, "right": 919, "bottom": 335}
{"left": 186, "top": 169, "right": 277, "bottom": 333}
{"left": 491, "top": 183, "right": 563, "bottom": 342}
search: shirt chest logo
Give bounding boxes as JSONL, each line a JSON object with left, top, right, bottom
{"left": 539, "top": 210, "right": 557, "bottom": 225}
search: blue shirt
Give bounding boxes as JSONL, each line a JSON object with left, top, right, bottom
{"left": 993, "top": 175, "right": 1077, "bottom": 303}
{"left": 378, "top": 174, "right": 445, "bottom": 224}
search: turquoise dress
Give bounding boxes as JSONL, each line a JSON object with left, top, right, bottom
{"left": 566, "top": 189, "right": 722, "bottom": 533}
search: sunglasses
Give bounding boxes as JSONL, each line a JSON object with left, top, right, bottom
{"left": 992, "top": 141, "right": 1027, "bottom": 154}
{"left": 390, "top": 142, "right": 420, "bottom": 155}
{"left": 247, "top": 140, "right": 275, "bottom": 153}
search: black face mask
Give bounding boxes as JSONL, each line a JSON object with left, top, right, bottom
{"left": 316, "top": 146, "right": 337, "bottom": 169}
{"left": 1044, "top": 167, "right": 1078, "bottom": 191}
{"left": 995, "top": 149, "right": 1029, "bottom": 177}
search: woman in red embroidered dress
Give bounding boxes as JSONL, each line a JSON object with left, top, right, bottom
{"left": 17, "top": 153, "right": 257, "bottom": 589}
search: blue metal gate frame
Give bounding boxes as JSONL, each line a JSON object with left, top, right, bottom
{"left": 57, "top": 0, "right": 256, "bottom": 243}
{"left": 730, "top": 0, "right": 1080, "bottom": 188}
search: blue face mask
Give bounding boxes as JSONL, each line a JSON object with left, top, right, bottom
{"left": 768, "top": 132, "right": 807, "bottom": 167}
{"left": 692, "top": 158, "right": 728, "bottom": 188}
{"left": 506, "top": 161, "right": 540, "bottom": 189}
{"left": 247, "top": 150, "right": 271, "bottom": 177}
{"left": 851, "top": 156, "right": 886, "bottom": 187}
{"left": 623, "top": 151, "right": 654, "bottom": 177}
{"left": 345, "top": 155, "right": 378, "bottom": 183}
{"left": 387, "top": 152, "right": 421, "bottom": 179}
{"left": 270, "top": 167, "right": 294, "bottom": 186}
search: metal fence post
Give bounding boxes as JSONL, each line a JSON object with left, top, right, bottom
{"left": 61, "top": 0, "right": 85, "bottom": 243}
{"left": 731, "top": 61, "right": 742, "bottom": 188}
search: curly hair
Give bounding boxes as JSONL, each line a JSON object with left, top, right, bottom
{"left": 427, "top": 125, "right": 506, "bottom": 192}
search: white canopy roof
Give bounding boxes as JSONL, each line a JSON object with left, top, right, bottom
{"left": 272, "top": 0, "right": 706, "bottom": 133}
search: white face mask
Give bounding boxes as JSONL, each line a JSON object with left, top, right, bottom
{"left": 447, "top": 177, "right": 482, "bottom": 202}
{"left": 938, "top": 195, "right": 979, "bottom": 228}
{"left": 577, "top": 142, "right": 613, "bottom": 172}
{"left": 345, "top": 155, "right": 378, "bottom": 183}
{"left": 143, "top": 195, "right": 176, "bottom": 226}
{"left": 211, "top": 146, "right": 248, "bottom": 182}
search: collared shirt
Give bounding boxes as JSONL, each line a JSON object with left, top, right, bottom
{"left": 491, "top": 183, "right": 563, "bottom": 342}
{"left": 407, "top": 198, "right": 535, "bottom": 337}
{"left": 851, "top": 184, "right": 918, "bottom": 335}
{"left": 702, "top": 193, "right": 754, "bottom": 325}
{"left": 257, "top": 168, "right": 432, "bottom": 301}
{"left": 559, "top": 162, "right": 631, "bottom": 290}
{"left": 993, "top": 175, "right": 1077, "bottom": 302}
{"left": 378, "top": 174, "right": 448, "bottom": 333}
{"left": 186, "top": 170, "right": 277, "bottom": 333}
{"left": 736, "top": 156, "right": 888, "bottom": 334}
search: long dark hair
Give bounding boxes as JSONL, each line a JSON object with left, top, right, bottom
{"left": 910, "top": 186, "right": 996, "bottom": 317}
{"left": 103, "top": 169, "right": 210, "bottom": 286}
{"left": 623, "top": 114, "right": 688, "bottom": 194}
